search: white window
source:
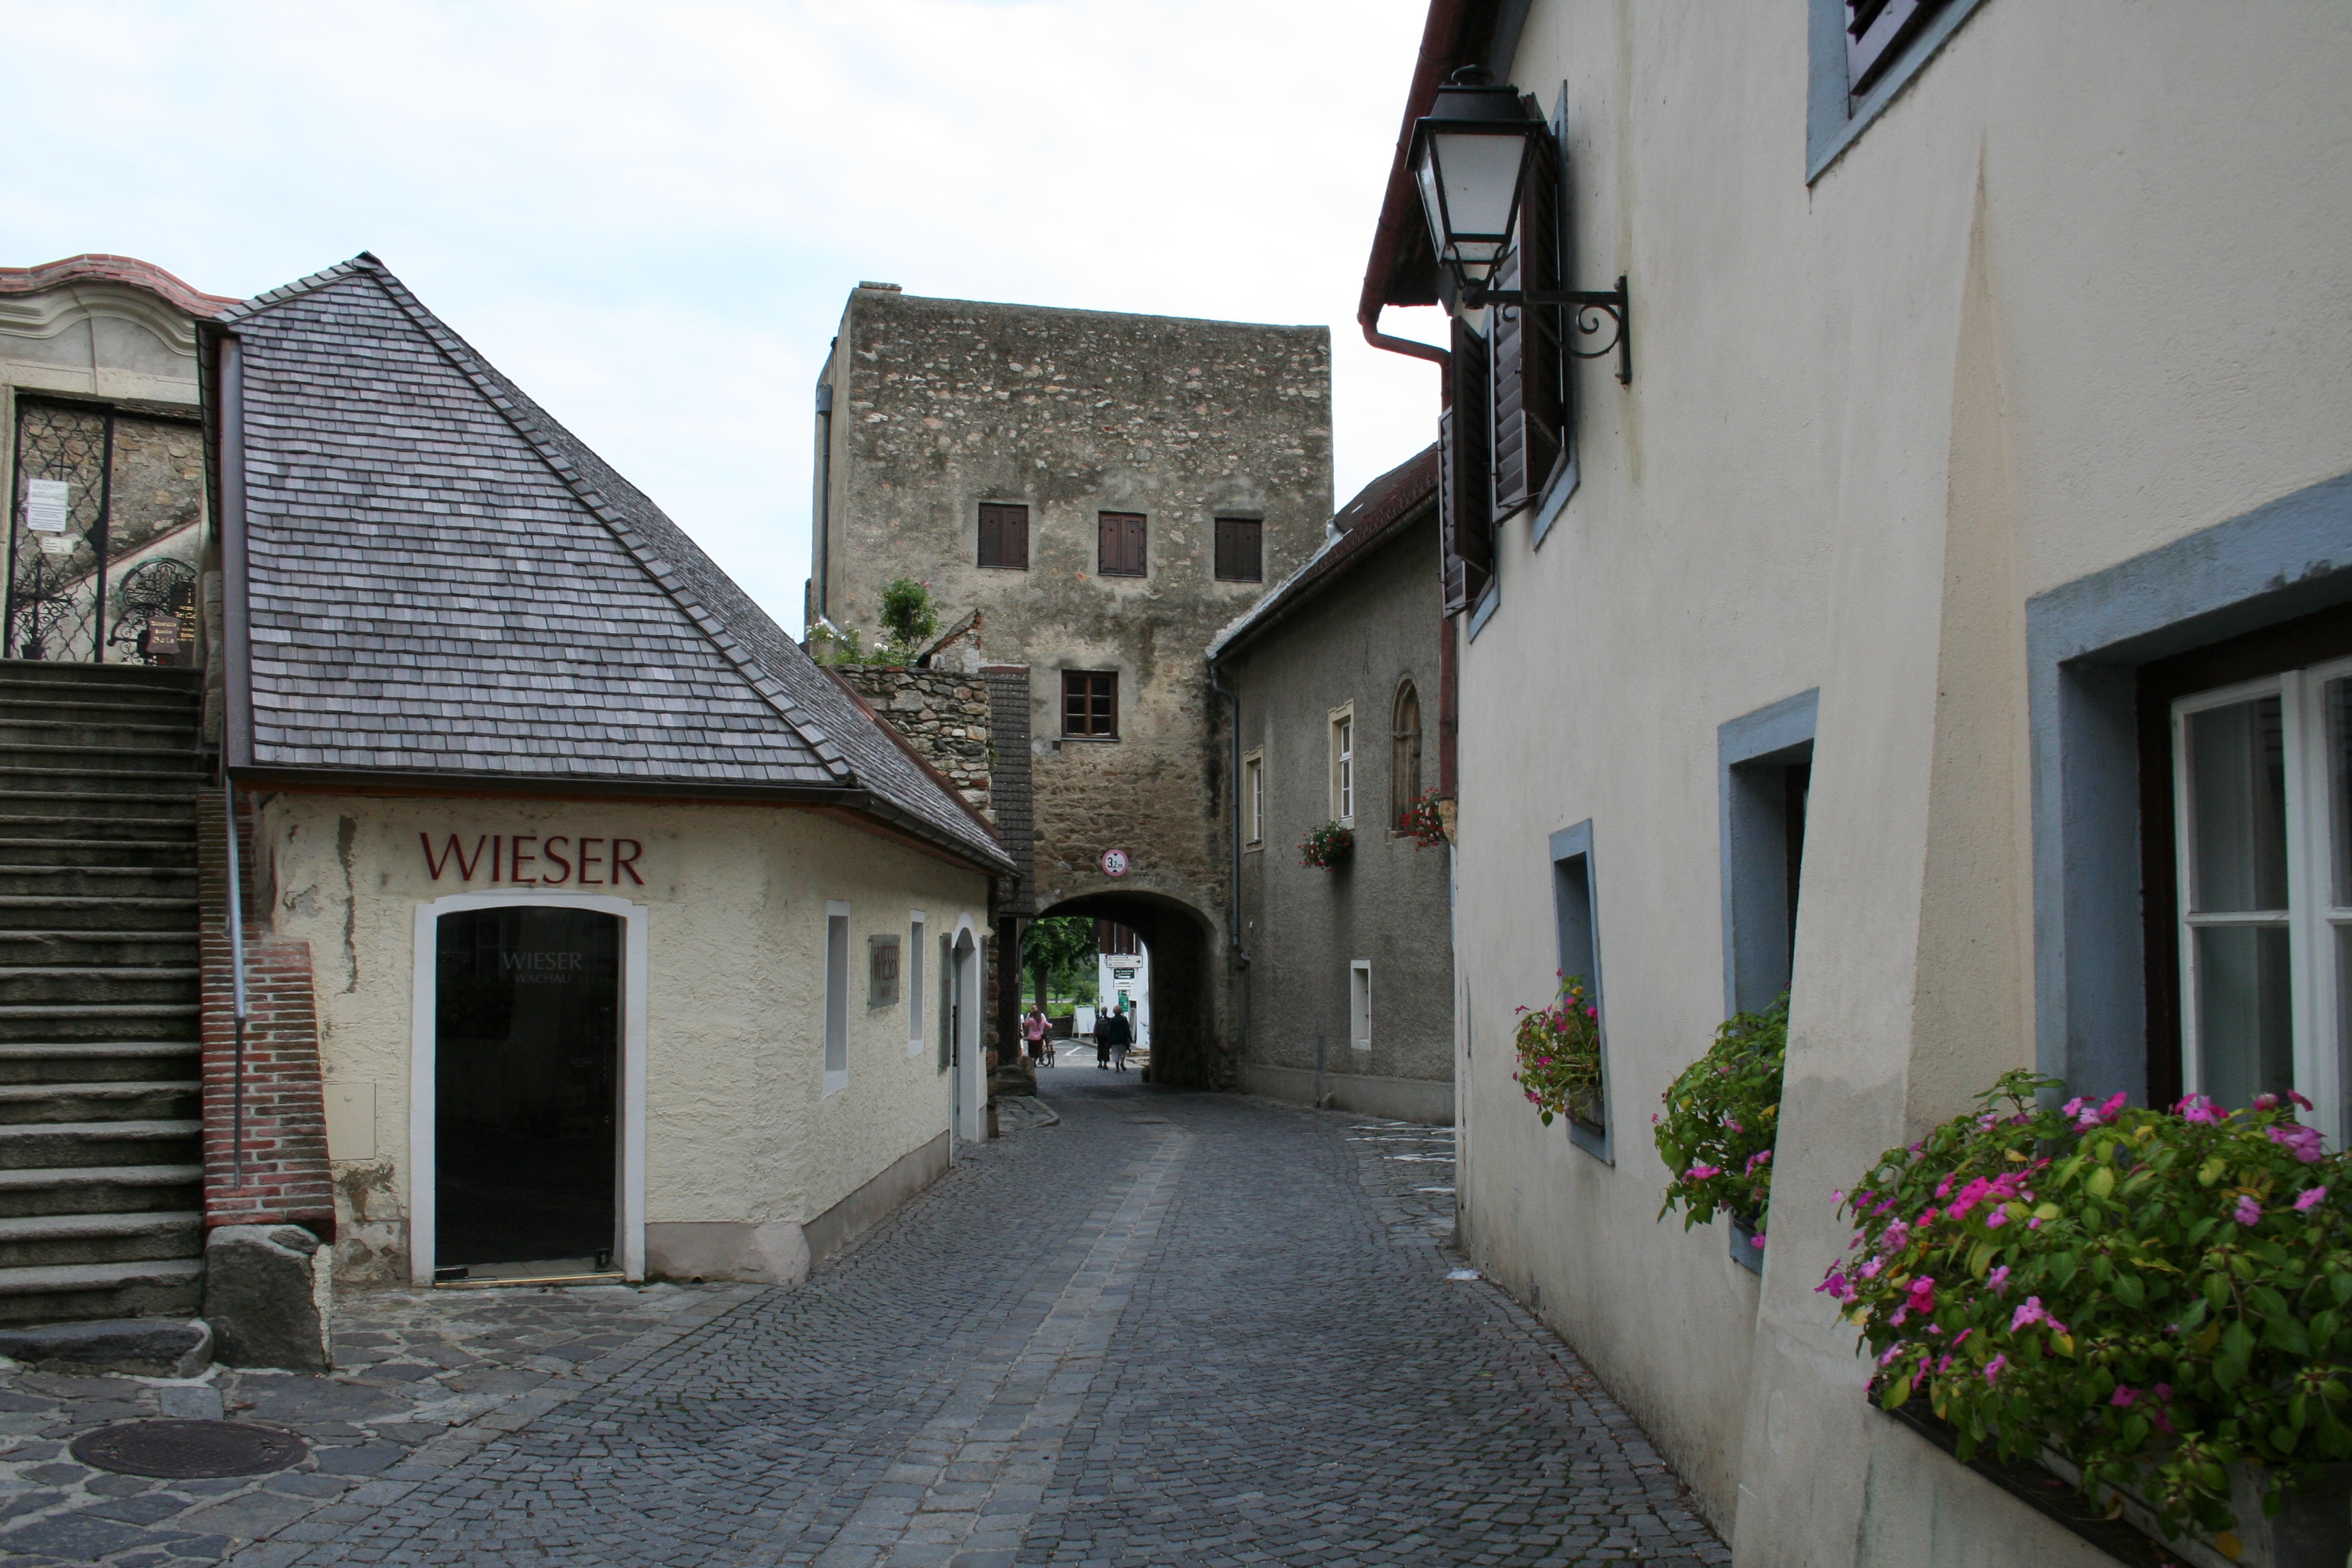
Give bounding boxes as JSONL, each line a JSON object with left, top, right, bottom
{"left": 1350, "top": 960, "right": 1372, "bottom": 1051}
{"left": 1330, "top": 705, "right": 1356, "bottom": 826}
{"left": 824, "top": 901, "right": 851, "bottom": 1094}
{"left": 1243, "top": 750, "right": 1264, "bottom": 847}
{"left": 2172, "top": 664, "right": 2352, "bottom": 1146}
{"left": 908, "top": 913, "right": 927, "bottom": 1057}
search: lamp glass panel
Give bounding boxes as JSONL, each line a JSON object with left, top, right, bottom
{"left": 1428, "top": 129, "right": 1528, "bottom": 261}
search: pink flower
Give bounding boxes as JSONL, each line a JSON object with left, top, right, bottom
{"left": 2179, "top": 1095, "right": 2226, "bottom": 1126}
{"left": 1860, "top": 1257, "right": 1882, "bottom": 1280}
{"left": 1906, "top": 1277, "right": 1938, "bottom": 1316}
{"left": 1728, "top": 1120, "right": 1744, "bottom": 1134}
{"left": 2291, "top": 1090, "right": 2315, "bottom": 1110}
{"left": 2255, "top": 1094, "right": 2280, "bottom": 1111}
{"left": 1951, "top": 1328, "right": 1973, "bottom": 1348}
{"left": 1745, "top": 1149, "right": 1773, "bottom": 1175}
{"left": 2268, "top": 1124, "right": 2325, "bottom": 1164}
{"left": 1984, "top": 1207, "right": 2010, "bottom": 1229}
{"left": 2298, "top": 1186, "right": 2329, "bottom": 1213}
{"left": 1986, "top": 1265, "right": 2010, "bottom": 1294}
{"left": 1816, "top": 1271, "right": 1850, "bottom": 1301}
{"left": 1687, "top": 1164, "right": 1722, "bottom": 1181}
{"left": 2011, "top": 1297, "right": 2048, "bottom": 1331}
{"left": 2234, "top": 1194, "right": 2264, "bottom": 1226}
{"left": 2112, "top": 1386, "right": 2139, "bottom": 1407}
{"left": 2153, "top": 1383, "right": 2172, "bottom": 1401}
{"left": 1985, "top": 1354, "right": 2008, "bottom": 1384}
{"left": 1751, "top": 1232, "right": 1766, "bottom": 1249}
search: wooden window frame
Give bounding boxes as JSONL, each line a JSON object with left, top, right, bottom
{"left": 1214, "top": 517, "right": 1263, "bottom": 583}
{"left": 1062, "top": 669, "right": 1119, "bottom": 740}
{"left": 1329, "top": 704, "right": 1356, "bottom": 827}
{"left": 977, "top": 502, "right": 1030, "bottom": 571}
{"left": 1097, "top": 511, "right": 1147, "bottom": 578}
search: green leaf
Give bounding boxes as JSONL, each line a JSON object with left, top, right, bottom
{"left": 1968, "top": 1241, "right": 1994, "bottom": 1279}
{"left": 2111, "top": 1273, "right": 2146, "bottom": 1309}
{"left": 2267, "top": 1315, "right": 2312, "bottom": 1356}
{"left": 2089, "top": 1165, "right": 2117, "bottom": 1200}
{"left": 2274, "top": 1422, "right": 2300, "bottom": 1454}
{"left": 2051, "top": 1252, "right": 2080, "bottom": 1287}
{"left": 2223, "top": 1321, "right": 2257, "bottom": 1362}
{"left": 1882, "top": 1373, "right": 1914, "bottom": 1411}
{"left": 2215, "top": 1353, "right": 2249, "bottom": 1391}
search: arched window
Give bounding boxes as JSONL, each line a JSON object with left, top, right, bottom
{"left": 1391, "top": 679, "right": 1422, "bottom": 831}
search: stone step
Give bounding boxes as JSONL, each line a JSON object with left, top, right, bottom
{"left": 0, "top": 1042, "right": 200, "bottom": 1087}
{"left": 0, "top": 717, "right": 199, "bottom": 750}
{"left": 0, "top": 894, "right": 201, "bottom": 933}
{"left": 0, "top": 1001, "right": 201, "bottom": 1045}
{"left": 0, "top": 930, "right": 198, "bottom": 966}
{"left": 0, "top": 1162, "right": 203, "bottom": 1219}
{"left": 0, "top": 793, "right": 197, "bottom": 823}
{"left": 0, "top": 1210, "right": 203, "bottom": 1270}
{"left": 0, "top": 767, "right": 201, "bottom": 800}
{"left": 0, "top": 660, "right": 203, "bottom": 692}
{"left": 0, "top": 1080, "right": 200, "bottom": 1126}
{"left": 0, "top": 838, "right": 197, "bottom": 869}
{"left": 0, "top": 968, "right": 199, "bottom": 1007}
{"left": 0, "top": 865, "right": 197, "bottom": 899}
{"left": 0, "top": 1316, "right": 210, "bottom": 1376}
{"left": 0, "top": 755, "right": 204, "bottom": 791}
{"left": 0, "top": 1256, "right": 203, "bottom": 1326}
{"left": 0, "top": 1120, "right": 202, "bottom": 1172}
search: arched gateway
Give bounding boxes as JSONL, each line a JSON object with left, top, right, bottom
{"left": 1030, "top": 891, "right": 1225, "bottom": 1089}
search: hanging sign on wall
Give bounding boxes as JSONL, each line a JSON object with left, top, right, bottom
{"left": 419, "top": 832, "right": 645, "bottom": 886}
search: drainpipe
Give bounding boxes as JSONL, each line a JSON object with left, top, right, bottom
{"left": 1207, "top": 661, "right": 1250, "bottom": 1068}
{"left": 222, "top": 779, "right": 248, "bottom": 1189}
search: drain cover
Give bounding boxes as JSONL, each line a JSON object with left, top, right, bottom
{"left": 71, "top": 1419, "right": 306, "bottom": 1479}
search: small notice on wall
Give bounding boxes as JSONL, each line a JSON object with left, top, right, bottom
{"left": 23, "top": 479, "right": 69, "bottom": 534}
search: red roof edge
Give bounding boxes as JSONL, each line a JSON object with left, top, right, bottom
{"left": 0, "top": 255, "right": 241, "bottom": 318}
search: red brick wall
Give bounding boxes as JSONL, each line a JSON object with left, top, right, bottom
{"left": 197, "top": 788, "right": 336, "bottom": 1238}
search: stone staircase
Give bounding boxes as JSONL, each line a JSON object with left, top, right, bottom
{"left": 0, "top": 661, "right": 206, "bottom": 1324}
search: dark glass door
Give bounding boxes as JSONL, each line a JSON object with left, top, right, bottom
{"left": 435, "top": 906, "right": 620, "bottom": 1275}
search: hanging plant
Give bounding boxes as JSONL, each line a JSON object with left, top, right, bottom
{"left": 1820, "top": 1070, "right": 2352, "bottom": 1548}
{"left": 1397, "top": 787, "right": 1448, "bottom": 848}
{"left": 1655, "top": 998, "right": 1788, "bottom": 1247}
{"left": 1299, "top": 821, "right": 1354, "bottom": 870}
{"left": 1512, "top": 973, "right": 1603, "bottom": 1127}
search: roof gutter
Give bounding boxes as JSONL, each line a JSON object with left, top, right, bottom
{"left": 1356, "top": 0, "right": 1477, "bottom": 372}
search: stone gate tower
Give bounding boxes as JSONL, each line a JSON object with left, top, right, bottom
{"left": 808, "top": 284, "right": 1332, "bottom": 1087}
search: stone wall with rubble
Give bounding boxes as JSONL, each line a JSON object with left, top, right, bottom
{"left": 811, "top": 286, "right": 1333, "bottom": 1087}
{"left": 830, "top": 666, "right": 994, "bottom": 818}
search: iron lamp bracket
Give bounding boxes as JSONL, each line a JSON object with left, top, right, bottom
{"left": 1465, "top": 275, "right": 1632, "bottom": 385}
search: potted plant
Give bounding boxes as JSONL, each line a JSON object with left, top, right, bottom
{"left": 1654, "top": 998, "right": 1787, "bottom": 1269}
{"left": 1299, "top": 821, "right": 1354, "bottom": 870}
{"left": 1820, "top": 1071, "right": 2352, "bottom": 1564}
{"left": 1398, "top": 787, "right": 1448, "bottom": 848}
{"left": 1513, "top": 973, "right": 1604, "bottom": 1129}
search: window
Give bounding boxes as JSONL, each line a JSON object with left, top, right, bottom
{"left": 1063, "top": 670, "right": 1117, "bottom": 739}
{"left": 1720, "top": 692, "right": 1818, "bottom": 1015}
{"left": 824, "top": 902, "right": 851, "bottom": 1094}
{"left": 1439, "top": 321, "right": 1493, "bottom": 617}
{"left": 908, "top": 914, "right": 926, "bottom": 1056}
{"left": 1489, "top": 118, "right": 1567, "bottom": 519}
{"left": 1844, "top": 0, "right": 1956, "bottom": 99}
{"left": 1806, "top": 0, "right": 1989, "bottom": 182}
{"left": 1330, "top": 706, "right": 1355, "bottom": 826}
{"left": 1097, "top": 512, "right": 1147, "bottom": 577}
{"left": 1350, "top": 960, "right": 1372, "bottom": 1052}
{"left": 1551, "top": 821, "right": 1609, "bottom": 1159}
{"left": 977, "top": 502, "right": 1029, "bottom": 570}
{"left": 1243, "top": 749, "right": 1264, "bottom": 847}
{"left": 1214, "top": 517, "right": 1262, "bottom": 583}
{"left": 1390, "top": 681, "right": 1422, "bottom": 832}
{"left": 868, "top": 934, "right": 900, "bottom": 1007}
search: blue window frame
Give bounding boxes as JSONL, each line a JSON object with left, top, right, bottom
{"left": 1806, "top": 0, "right": 1995, "bottom": 183}
{"left": 1550, "top": 819, "right": 1610, "bottom": 1162}
{"left": 1720, "top": 691, "right": 1820, "bottom": 1016}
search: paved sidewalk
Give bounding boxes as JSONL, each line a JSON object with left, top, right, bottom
{"left": 0, "top": 1077, "right": 1726, "bottom": 1567}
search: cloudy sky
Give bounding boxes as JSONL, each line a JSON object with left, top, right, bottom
{"left": 1, "top": 0, "right": 1450, "bottom": 628}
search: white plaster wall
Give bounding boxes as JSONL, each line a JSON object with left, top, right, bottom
{"left": 1449, "top": 3, "right": 2352, "bottom": 1564}
{"left": 256, "top": 793, "right": 988, "bottom": 1286}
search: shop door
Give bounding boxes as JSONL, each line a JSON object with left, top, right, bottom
{"left": 434, "top": 906, "right": 620, "bottom": 1279}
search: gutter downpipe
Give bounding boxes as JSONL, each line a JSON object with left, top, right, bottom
{"left": 214, "top": 329, "right": 253, "bottom": 1192}
{"left": 1356, "top": 0, "right": 1475, "bottom": 374}
{"left": 1207, "top": 660, "right": 1249, "bottom": 1074}
{"left": 223, "top": 783, "right": 248, "bottom": 1190}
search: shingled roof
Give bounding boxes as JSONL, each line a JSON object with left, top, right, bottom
{"left": 210, "top": 255, "right": 1009, "bottom": 874}
{"left": 1208, "top": 442, "right": 1440, "bottom": 662}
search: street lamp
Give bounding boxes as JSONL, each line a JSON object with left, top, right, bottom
{"left": 1408, "top": 67, "right": 1633, "bottom": 385}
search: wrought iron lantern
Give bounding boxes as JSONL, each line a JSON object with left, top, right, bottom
{"left": 1409, "top": 67, "right": 1633, "bottom": 384}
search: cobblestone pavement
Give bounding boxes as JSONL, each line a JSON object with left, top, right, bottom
{"left": 0, "top": 1076, "right": 1727, "bottom": 1567}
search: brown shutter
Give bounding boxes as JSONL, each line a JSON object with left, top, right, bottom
{"left": 1492, "top": 126, "right": 1566, "bottom": 516}
{"left": 1439, "top": 319, "right": 1493, "bottom": 615}
{"left": 978, "top": 503, "right": 1028, "bottom": 569}
{"left": 978, "top": 505, "right": 1002, "bottom": 567}
{"left": 1215, "top": 518, "right": 1262, "bottom": 582}
{"left": 1007, "top": 505, "right": 1028, "bottom": 569}
{"left": 1098, "top": 512, "right": 1146, "bottom": 576}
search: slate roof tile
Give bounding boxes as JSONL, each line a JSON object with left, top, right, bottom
{"left": 220, "top": 255, "right": 1007, "bottom": 872}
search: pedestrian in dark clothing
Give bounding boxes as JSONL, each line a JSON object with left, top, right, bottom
{"left": 1095, "top": 1013, "right": 1113, "bottom": 1069}
{"left": 1098, "top": 1007, "right": 1131, "bottom": 1071}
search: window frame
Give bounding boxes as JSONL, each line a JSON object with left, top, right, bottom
{"left": 1719, "top": 691, "right": 1819, "bottom": 1016}
{"left": 907, "top": 912, "right": 927, "bottom": 1057}
{"left": 823, "top": 901, "right": 852, "bottom": 1095}
{"left": 977, "top": 502, "right": 1030, "bottom": 571}
{"left": 1214, "top": 516, "right": 1264, "bottom": 583}
{"left": 1242, "top": 749, "right": 1264, "bottom": 848}
{"left": 1806, "top": 0, "right": 1993, "bottom": 184}
{"left": 1349, "top": 960, "right": 1373, "bottom": 1053}
{"left": 1062, "top": 669, "right": 1119, "bottom": 740}
{"left": 1551, "top": 820, "right": 1610, "bottom": 1162}
{"left": 1329, "top": 704, "right": 1356, "bottom": 828}
{"left": 1390, "top": 680, "right": 1422, "bottom": 836}
{"left": 1097, "top": 511, "right": 1147, "bottom": 578}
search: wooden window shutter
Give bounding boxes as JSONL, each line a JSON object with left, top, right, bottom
{"left": 1439, "top": 319, "right": 1494, "bottom": 615}
{"left": 978, "top": 502, "right": 1028, "bottom": 569}
{"left": 1098, "top": 512, "right": 1146, "bottom": 576}
{"left": 1491, "top": 127, "right": 1567, "bottom": 517}
{"left": 1215, "top": 518, "right": 1262, "bottom": 582}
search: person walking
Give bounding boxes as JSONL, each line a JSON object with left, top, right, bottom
{"left": 1094, "top": 1009, "right": 1113, "bottom": 1069}
{"left": 1108, "top": 1003, "right": 1133, "bottom": 1074}
{"left": 1023, "top": 1004, "right": 1051, "bottom": 1068}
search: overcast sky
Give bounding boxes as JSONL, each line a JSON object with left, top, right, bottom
{"left": 1, "top": 0, "right": 1450, "bottom": 629}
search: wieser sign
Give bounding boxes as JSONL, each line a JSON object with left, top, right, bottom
{"left": 419, "top": 832, "right": 646, "bottom": 886}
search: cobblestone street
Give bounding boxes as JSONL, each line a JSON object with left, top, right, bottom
{"left": 2, "top": 1075, "right": 1725, "bottom": 1567}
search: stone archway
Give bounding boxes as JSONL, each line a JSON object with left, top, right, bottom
{"left": 1031, "top": 890, "right": 1224, "bottom": 1089}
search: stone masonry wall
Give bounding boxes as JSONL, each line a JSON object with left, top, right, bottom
{"left": 830, "top": 666, "right": 994, "bottom": 819}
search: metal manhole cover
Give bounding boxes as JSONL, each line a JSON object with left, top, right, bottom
{"left": 71, "top": 1419, "right": 306, "bottom": 1479}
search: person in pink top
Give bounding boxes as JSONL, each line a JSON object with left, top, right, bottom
{"left": 1023, "top": 1004, "right": 1052, "bottom": 1068}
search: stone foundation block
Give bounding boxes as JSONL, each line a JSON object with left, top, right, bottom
{"left": 202, "top": 1224, "right": 331, "bottom": 1371}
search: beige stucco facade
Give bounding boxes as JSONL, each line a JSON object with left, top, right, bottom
{"left": 1435, "top": 3, "right": 2352, "bottom": 1565}
{"left": 254, "top": 791, "right": 990, "bottom": 1290}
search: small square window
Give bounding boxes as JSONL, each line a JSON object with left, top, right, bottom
{"left": 978, "top": 502, "right": 1028, "bottom": 570}
{"left": 1064, "top": 670, "right": 1118, "bottom": 738}
{"left": 1215, "top": 518, "right": 1263, "bottom": 583}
